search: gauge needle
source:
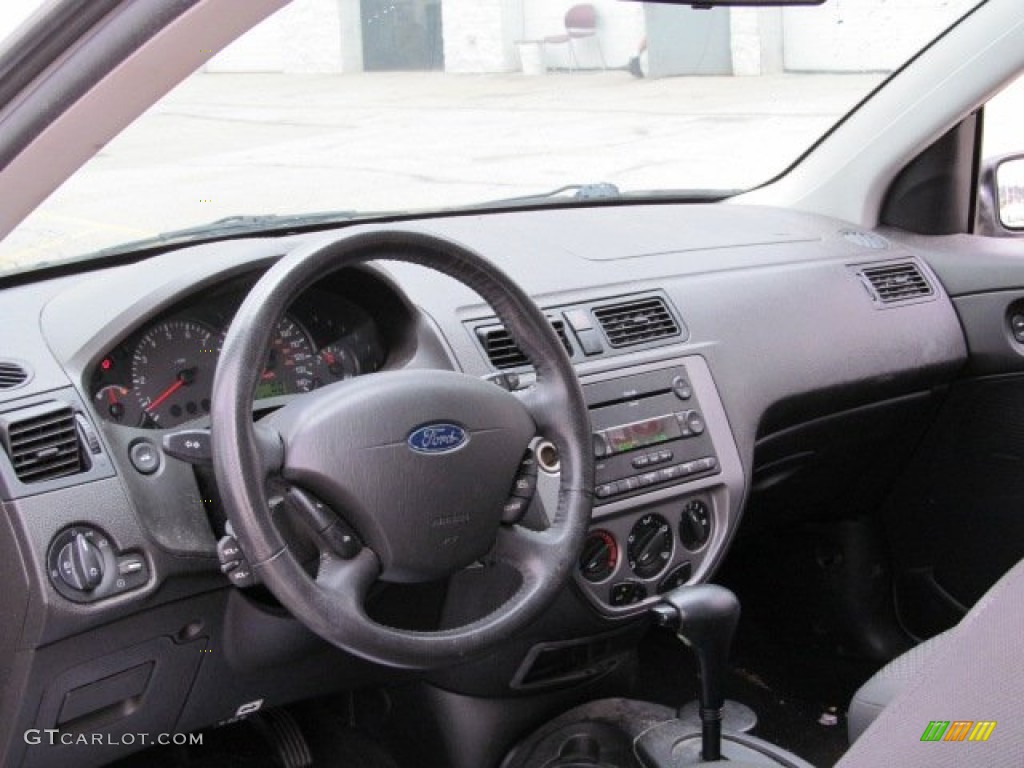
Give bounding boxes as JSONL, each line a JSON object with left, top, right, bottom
{"left": 145, "top": 367, "right": 196, "bottom": 412}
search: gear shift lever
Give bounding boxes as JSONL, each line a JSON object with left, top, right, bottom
{"left": 652, "top": 584, "right": 740, "bottom": 762}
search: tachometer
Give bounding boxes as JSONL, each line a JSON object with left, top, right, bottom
{"left": 131, "top": 320, "right": 222, "bottom": 427}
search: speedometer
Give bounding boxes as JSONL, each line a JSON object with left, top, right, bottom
{"left": 257, "top": 316, "right": 317, "bottom": 399}
{"left": 131, "top": 320, "right": 221, "bottom": 427}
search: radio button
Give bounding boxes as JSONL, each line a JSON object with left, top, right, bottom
{"left": 686, "top": 411, "right": 706, "bottom": 435}
{"left": 671, "top": 376, "right": 693, "bottom": 400}
{"left": 632, "top": 454, "right": 650, "bottom": 469}
{"left": 638, "top": 472, "right": 659, "bottom": 487}
{"left": 596, "top": 484, "right": 616, "bottom": 499}
{"left": 657, "top": 467, "right": 676, "bottom": 483}
{"left": 658, "top": 449, "right": 674, "bottom": 463}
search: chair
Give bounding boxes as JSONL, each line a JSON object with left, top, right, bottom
{"left": 543, "top": 4, "right": 606, "bottom": 71}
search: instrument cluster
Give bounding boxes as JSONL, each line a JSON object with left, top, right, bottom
{"left": 89, "top": 283, "right": 387, "bottom": 429}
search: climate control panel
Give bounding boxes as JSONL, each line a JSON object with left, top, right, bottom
{"left": 576, "top": 494, "right": 715, "bottom": 610}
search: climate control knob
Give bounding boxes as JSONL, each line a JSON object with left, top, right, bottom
{"left": 679, "top": 499, "right": 712, "bottom": 551}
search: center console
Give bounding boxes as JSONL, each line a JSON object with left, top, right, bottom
{"left": 571, "top": 356, "right": 743, "bottom": 616}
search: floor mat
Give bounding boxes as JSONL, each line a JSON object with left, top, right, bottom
{"left": 107, "top": 702, "right": 401, "bottom": 768}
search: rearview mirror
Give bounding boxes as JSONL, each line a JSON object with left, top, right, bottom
{"left": 978, "top": 154, "right": 1024, "bottom": 236}
{"left": 627, "top": 1, "right": 826, "bottom": 6}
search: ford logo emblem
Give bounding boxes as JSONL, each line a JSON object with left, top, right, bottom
{"left": 407, "top": 423, "right": 468, "bottom": 454}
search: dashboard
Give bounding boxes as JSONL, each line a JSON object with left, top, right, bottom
{"left": 0, "top": 204, "right": 972, "bottom": 768}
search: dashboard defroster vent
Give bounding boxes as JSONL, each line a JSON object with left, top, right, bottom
{"left": 0, "top": 402, "right": 83, "bottom": 484}
{"left": 859, "top": 263, "right": 933, "bottom": 304}
{"left": 478, "top": 320, "right": 573, "bottom": 369}
{"left": 0, "top": 360, "right": 29, "bottom": 390}
{"left": 594, "top": 297, "right": 680, "bottom": 348}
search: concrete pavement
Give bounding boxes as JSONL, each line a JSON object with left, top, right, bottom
{"left": 0, "top": 69, "right": 910, "bottom": 271}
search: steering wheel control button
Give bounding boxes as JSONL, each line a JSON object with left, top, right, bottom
{"left": 609, "top": 581, "right": 648, "bottom": 607}
{"left": 483, "top": 371, "right": 521, "bottom": 391}
{"left": 680, "top": 499, "right": 712, "bottom": 551}
{"left": 217, "top": 533, "right": 256, "bottom": 587}
{"left": 511, "top": 472, "right": 538, "bottom": 498}
{"left": 502, "top": 496, "right": 531, "bottom": 523}
{"left": 658, "top": 561, "right": 693, "bottom": 593}
{"left": 671, "top": 376, "right": 693, "bottom": 401}
{"left": 129, "top": 440, "right": 160, "bottom": 474}
{"left": 285, "top": 488, "right": 361, "bottom": 559}
{"left": 162, "top": 428, "right": 213, "bottom": 464}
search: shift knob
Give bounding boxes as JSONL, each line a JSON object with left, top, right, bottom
{"left": 652, "top": 584, "right": 740, "bottom": 761}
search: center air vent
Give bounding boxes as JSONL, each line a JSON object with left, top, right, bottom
{"left": 0, "top": 402, "right": 83, "bottom": 484}
{"left": 859, "top": 263, "right": 933, "bottom": 304}
{"left": 0, "top": 360, "right": 30, "bottom": 390}
{"left": 478, "top": 320, "right": 573, "bottom": 370}
{"left": 594, "top": 297, "right": 680, "bottom": 348}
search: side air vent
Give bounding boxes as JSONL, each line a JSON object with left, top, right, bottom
{"left": 0, "top": 360, "right": 30, "bottom": 390}
{"left": 594, "top": 297, "right": 680, "bottom": 348}
{"left": 859, "top": 263, "right": 933, "bottom": 304}
{"left": 478, "top": 320, "right": 573, "bottom": 369}
{"left": 0, "top": 402, "right": 83, "bottom": 484}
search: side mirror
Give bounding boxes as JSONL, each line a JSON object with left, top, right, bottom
{"left": 977, "top": 153, "right": 1024, "bottom": 236}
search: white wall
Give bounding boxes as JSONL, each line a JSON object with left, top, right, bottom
{"left": 731, "top": 8, "right": 783, "bottom": 77}
{"left": 208, "top": 0, "right": 353, "bottom": 74}
{"left": 442, "top": 0, "right": 523, "bottom": 74}
{"left": 782, "top": 0, "right": 979, "bottom": 72}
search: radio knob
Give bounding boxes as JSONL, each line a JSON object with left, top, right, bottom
{"left": 672, "top": 376, "right": 693, "bottom": 400}
{"left": 592, "top": 432, "right": 609, "bottom": 458}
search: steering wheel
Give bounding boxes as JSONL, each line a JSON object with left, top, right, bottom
{"left": 210, "top": 227, "right": 594, "bottom": 669}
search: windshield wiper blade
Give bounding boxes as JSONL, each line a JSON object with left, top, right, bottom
{"left": 82, "top": 210, "right": 365, "bottom": 259}
{"left": 470, "top": 183, "right": 740, "bottom": 210}
{"left": 151, "top": 210, "right": 364, "bottom": 240}
{"left": 482, "top": 182, "right": 624, "bottom": 206}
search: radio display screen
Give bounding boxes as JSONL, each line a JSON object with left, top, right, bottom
{"left": 604, "top": 415, "right": 681, "bottom": 454}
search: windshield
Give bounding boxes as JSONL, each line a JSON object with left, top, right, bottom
{"left": 0, "top": 0, "right": 985, "bottom": 274}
